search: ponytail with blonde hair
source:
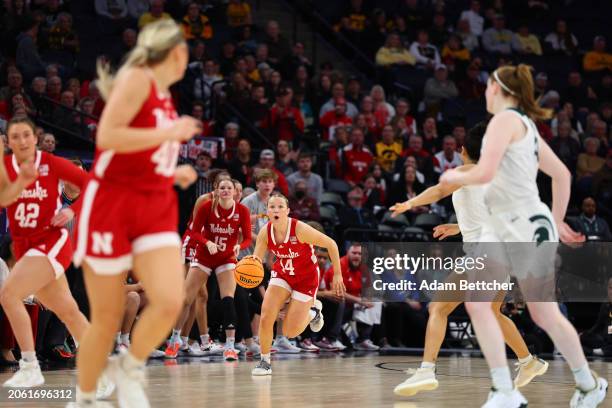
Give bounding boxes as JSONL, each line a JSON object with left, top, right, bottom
{"left": 96, "top": 19, "right": 185, "bottom": 101}
{"left": 493, "top": 64, "right": 552, "bottom": 121}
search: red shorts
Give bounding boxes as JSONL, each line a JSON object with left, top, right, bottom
{"left": 74, "top": 180, "right": 181, "bottom": 275}
{"left": 190, "top": 245, "right": 236, "bottom": 276}
{"left": 269, "top": 267, "right": 320, "bottom": 302}
{"left": 12, "top": 228, "right": 72, "bottom": 278}
{"left": 181, "top": 233, "right": 198, "bottom": 264}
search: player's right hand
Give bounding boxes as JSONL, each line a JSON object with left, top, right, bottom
{"left": 433, "top": 223, "right": 461, "bottom": 240}
{"left": 168, "top": 116, "right": 202, "bottom": 142}
{"left": 205, "top": 240, "right": 218, "bottom": 255}
{"left": 390, "top": 201, "right": 412, "bottom": 217}
{"left": 18, "top": 160, "right": 38, "bottom": 185}
{"left": 243, "top": 254, "right": 263, "bottom": 264}
{"left": 557, "top": 221, "right": 585, "bottom": 244}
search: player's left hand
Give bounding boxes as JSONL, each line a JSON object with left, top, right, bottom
{"left": 439, "top": 169, "right": 461, "bottom": 186}
{"left": 233, "top": 244, "right": 241, "bottom": 257}
{"left": 557, "top": 221, "right": 585, "bottom": 244}
{"left": 332, "top": 273, "right": 346, "bottom": 298}
{"left": 51, "top": 208, "right": 74, "bottom": 227}
{"left": 174, "top": 165, "right": 198, "bottom": 189}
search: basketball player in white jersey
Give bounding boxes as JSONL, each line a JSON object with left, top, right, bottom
{"left": 440, "top": 64, "right": 607, "bottom": 408}
{"left": 390, "top": 122, "right": 547, "bottom": 397}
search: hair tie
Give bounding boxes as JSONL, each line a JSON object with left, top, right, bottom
{"left": 493, "top": 70, "right": 517, "bottom": 96}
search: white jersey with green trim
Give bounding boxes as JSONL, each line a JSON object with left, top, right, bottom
{"left": 483, "top": 108, "right": 541, "bottom": 211}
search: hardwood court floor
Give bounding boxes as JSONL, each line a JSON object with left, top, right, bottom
{"left": 1, "top": 353, "right": 610, "bottom": 407}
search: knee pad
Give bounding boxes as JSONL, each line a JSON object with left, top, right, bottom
{"left": 222, "top": 296, "right": 237, "bottom": 331}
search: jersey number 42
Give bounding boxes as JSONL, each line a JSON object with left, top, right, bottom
{"left": 15, "top": 203, "right": 39, "bottom": 228}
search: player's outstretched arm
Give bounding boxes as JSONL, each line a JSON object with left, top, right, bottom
{"left": 295, "top": 221, "right": 346, "bottom": 297}
{"left": 390, "top": 175, "right": 464, "bottom": 217}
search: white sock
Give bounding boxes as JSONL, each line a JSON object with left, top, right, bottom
{"left": 76, "top": 387, "right": 95, "bottom": 403}
{"left": 261, "top": 353, "right": 271, "bottom": 364}
{"left": 181, "top": 336, "right": 188, "bottom": 345}
{"left": 518, "top": 354, "right": 533, "bottom": 365}
{"left": 171, "top": 329, "right": 181, "bottom": 340}
{"left": 421, "top": 361, "right": 435, "bottom": 370}
{"left": 21, "top": 351, "right": 37, "bottom": 363}
{"left": 491, "top": 366, "right": 513, "bottom": 392}
{"left": 572, "top": 363, "right": 596, "bottom": 391}
{"left": 200, "top": 334, "right": 210, "bottom": 345}
{"left": 120, "top": 333, "right": 130, "bottom": 345}
{"left": 226, "top": 337, "right": 235, "bottom": 350}
{"left": 116, "top": 332, "right": 122, "bottom": 344}
{"left": 122, "top": 351, "right": 145, "bottom": 371}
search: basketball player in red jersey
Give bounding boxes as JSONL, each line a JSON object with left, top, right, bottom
{"left": 167, "top": 178, "right": 252, "bottom": 361}
{"left": 250, "top": 193, "right": 345, "bottom": 376}
{"left": 177, "top": 171, "right": 231, "bottom": 355}
{"left": 0, "top": 118, "right": 101, "bottom": 390}
{"left": 72, "top": 20, "right": 200, "bottom": 408}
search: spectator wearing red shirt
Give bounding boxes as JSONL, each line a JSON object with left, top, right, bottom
{"left": 433, "top": 135, "right": 463, "bottom": 174}
{"left": 319, "top": 97, "right": 353, "bottom": 140}
{"left": 253, "top": 149, "right": 289, "bottom": 196}
{"left": 260, "top": 87, "right": 304, "bottom": 143}
{"left": 340, "top": 127, "right": 374, "bottom": 185}
{"left": 323, "top": 243, "right": 379, "bottom": 351}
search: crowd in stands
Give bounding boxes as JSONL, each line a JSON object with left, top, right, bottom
{"left": 0, "top": 0, "right": 610, "bottom": 362}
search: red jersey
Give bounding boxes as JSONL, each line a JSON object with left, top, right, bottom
{"left": 5, "top": 150, "right": 87, "bottom": 240}
{"left": 191, "top": 200, "right": 252, "bottom": 259}
{"left": 319, "top": 111, "right": 352, "bottom": 140}
{"left": 91, "top": 80, "right": 179, "bottom": 191}
{"left": 340, "top": 143, "right": 374, "bottom": 184}
{"left": 324, "top": 255, "right": 363, "bottom": 296}
{"left": 267, "top": 218, "right": 319, "bottom": 279}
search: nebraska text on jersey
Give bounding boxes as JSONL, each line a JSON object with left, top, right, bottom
{"left": 19, "top": 181, "right": 48, "bottom": 201}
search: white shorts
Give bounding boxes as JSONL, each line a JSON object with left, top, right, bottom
{"left": 479, "top": 201, "right": 559, "bottom": 280}
{"left": 269, "top": 277, "right": 315, "bottom": 302}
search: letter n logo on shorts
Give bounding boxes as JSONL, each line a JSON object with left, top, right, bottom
{"left": 92, "top": 232, "right": 114, "bottom": 255}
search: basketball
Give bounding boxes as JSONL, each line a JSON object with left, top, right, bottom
{"left": 234, "top": 257, "right": 264, "bottom": 288}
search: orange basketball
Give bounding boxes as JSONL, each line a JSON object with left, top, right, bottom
{"left": 234, "top": 257, "right": 264, "bottom": 289}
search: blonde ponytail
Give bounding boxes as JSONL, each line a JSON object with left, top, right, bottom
{"left": 96, "top": 19, "right": 185, "bottom": 101}
{"left": 493, "top": 64, "right": 552, "bottom": 121}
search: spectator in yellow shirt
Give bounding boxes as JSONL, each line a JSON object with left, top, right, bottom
{"left": 376, "top": 125, "right": 402, "bottom": 173}
{"left": 227, "top": 0, "right": 252, "bottom": 28}
{"left": 375, "top": 33, "right": 416, "bottom": 67}
{"left": 138, "top": 0, "right": 171, "bottom": 29}
{"left": 584, "top": 36, "right": 612, "bottom": 73}
{"left": 441, "top": 34, "right": 470, "bottom": 73}
{"left": 512, "top": 24, "right": 542, "bottom": 56}
{"left": 181, "top": 2, "right": 213, "bottom": 41}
